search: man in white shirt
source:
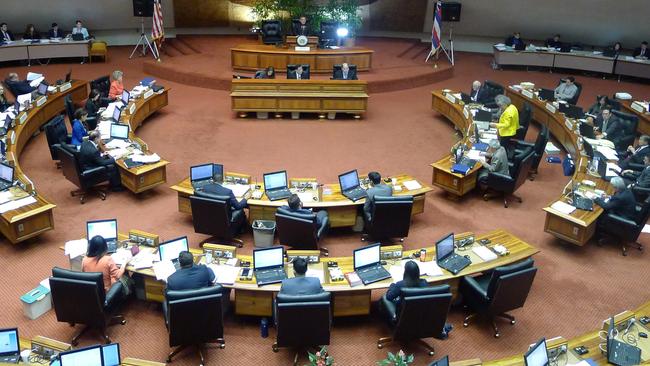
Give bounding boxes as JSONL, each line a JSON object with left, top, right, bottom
{"left": 554, "top": 76, "right": 578, "bottom": 102}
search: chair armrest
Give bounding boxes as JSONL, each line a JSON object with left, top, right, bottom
{"left": 604, "top": 213, "right": 638, "bottom": 229}
{"left": 317, "top": 215, "right": 329, "bottom": 239}
{"left": 486, "top": 172, "right": 514, "bottom": 190}
{"left": 380, "top": 294, "right": 398, "bottom": 324}
{"left": 628, "top": 163, "right": 645, "bottom": 172}
{"left": 104, "top": 281, "right": 123, "bottom": 308}
{"left": 230, "top": 209, "right": 244, "bottom": 223}
{"left": 81, "top": 166, "right": 107, "bottom": 178}
{"left": 461, "top": 276, "right": 489, "bottom": 300}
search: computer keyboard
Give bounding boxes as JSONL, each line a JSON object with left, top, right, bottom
{"left": 267, "top": 189, "right": 291, "bottom": 201}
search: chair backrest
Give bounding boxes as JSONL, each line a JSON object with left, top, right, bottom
{"left": 90, "top": 75, "right": 110, "bottom": 97}
{"left": 276, "top": 292, "right": 331, "bottom": 348}
{"left": 570, "top": 81, "right": 582, "bottom": 105}
{"left": 368, "top": 195, "right": 413, "bottom": 240}
{"left": 393, "top": 285, "right": 452, "bottom": 341}
{"left": 275, "top": 207, "right": 318, "bottom": 250}
{"left": 612, "top": 110, "right": 639, "bottom": 135}
{"left": 483, "top": 80, "right": 505, "bottom": 100}
{"left": 261, "top": 20, "right": 282, "bottom": 44}
{"left": 189, "top": 194, "right": 233, "bottom": 241}
{"left": 49, "top": 267, "right": 106, "bottom": 328}
{"left": 510, "top": 149, "right": 535, "bottom": 193}
{"left": 56, "top": 145, "right": 82, "bottom": 188}
{"left": 514, "top": 102, "right": 532, "bottom": 140}
{"left": 166, "top": 286, "right": 224, "bottom": 347}
{"left": 44, "top": 115, "right": 68, "bottom": 160}
{"left": 287, "top": 64, "right": 310, "bottom": 77}
{"left": 486, "top": 258, "right": 537, "bottom": 315}
{"left": 64, "top": 95, "right": 75, "bottom": 125}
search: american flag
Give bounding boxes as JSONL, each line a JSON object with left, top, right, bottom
{"left": 431, "top": 1, "right": 442, "bottom": 51}
{"left": 152, "top": 0, "right": 164, "bottom": 49}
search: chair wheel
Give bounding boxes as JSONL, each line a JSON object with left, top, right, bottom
{"left": 272, "top": 345, "right": 279, "bottom": 353}
{"left": 483, "top": 194, "right": 488, "bottom": 201}
{"left": 377, "top": 344, "right": 383, "bottom": 349}
{"left": 220, "top": 344, "right": 225, "bottom": 349}
{"left": 463, "top": 323, "right": 468, "bottom": 327}
{"left": 428, "top": 351, "right": 435, "bottom": 356}
{"left": 121, "top": 320, "right": 127, "bottom": 325}
{"left": 510, "top": 320, "right": 516, "bottom": 325}
{"left": 494, "top": 333, "right": 500, "bottom": 338}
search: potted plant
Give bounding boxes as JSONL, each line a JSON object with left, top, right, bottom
{"left": 306, "top": 346, "right": 334, "bottom": 366}
{"left": 377, "top": 350, "right": 414, "bottom": 366}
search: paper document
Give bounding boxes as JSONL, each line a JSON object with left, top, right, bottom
{"left": 111, "top": 249, "right": 133, "bottom": 267}
{"left": 107, "top": 148, "right": 129, "bottom": 159}
{"left": 544, "top": 142, "right": 561, "bottom": 154}
{"left": 297, "top": 191, "right": 316, "bottom": 204}
{"left": 17, "top": 93, "right": 32, "bottom": 105}
{"left": 305, "top": 268, "right": 325, "bottom": 284}
{"left": 389, "top": 266, "right": 404, "bottom": 282}
{"left": 222, "top": 183, "right": 250, "bottom": 198}
{"left": 28, "top": 77, "right": 45, "bottom": 88}
{"left": 402, "top": 180, "right": 422, "bottom": 191}
{"left": 466, "top": 150, "right": 485, "bottom": 162}
{"left": 153, "top": 260, "right": 176, "bottom": 281}
{"left": 26, "top": 72, "right": 43, "bottom": 81}
{"left": 550, "top": 201, "right": 576, "bottom": 215}
{"left": 64, "top": 239, "right": 88, "bottom": 258}
{"left": 583, "top": 136, "right": 614, "bottom": 149}
{"left": 473, "top": 246, "right": 498, "bottom": 262}
{"left": 402, "top": 259, "right": 442, "bottom": 277}
{"left": 208, "top": 264, "right": 240, "bottom": 285}
{"left": 642, "top": 224, "right": 650, "bottom": 234}
{"left": 474, "top": 121, "right": 490, "bottom": 130}
{"left": 0, "top": 195, "right": 36, "bottom": 213}
{"left": 0, "top": 190, "right": 13, "bottom": 205}
{"left": 131, "top": 153, "right": 161, "bottom": 164}
{"left": 595, "top": 145, "right": 619, "bottom": 161}
{"left": 105, "top": 139, "right": 131, "bottom": 150}
{"left": 130, "top": 252, "right": 154, "bottom": 270}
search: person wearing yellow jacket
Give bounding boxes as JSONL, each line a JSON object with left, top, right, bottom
{"left": 490, "top": 94, "right": 519, "bottom": 152}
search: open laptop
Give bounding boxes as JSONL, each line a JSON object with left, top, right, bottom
{"left": 87, "top": 219, "right": 118, "bottom": 254}
{"left": 607, "top": 316, "right": 642, "bottom": 366}
{"left": 435, "top": 233, "right": 471, "bottom": 275}
{"left": 57, "top": 345, "right": 102, "bottom": 366}
{"left": 264, "top": 170, "right": 291, "bottom": 201}
{"left": 190, "top": 163, "right": 224, "bottom": 191}
{"left": 571, "top": 181, "right": 593, "bottom": 211}
{"left": 338, "top": 169, "right": 367, "bottom": 202}
{"left": 524, "top": 338, "right": 548, "bottom": 366}
{"left": 121, "top": 90, "right": 130, "bottom": 105}
{"left": 0, "top": 328, "right": 20, "bottom": 364}
{"left": 110, "top": 123, "right": 129, "bottom": 141}
{"left": 538, "top": 88, "right": 555, "bottom": 102}
{"left": 353, "top": 243, "right": 391, "bottom": 285}
{"left": 102, "top": 343, "right": 120, "bottom": 366}
{"left": 253, "top": 246, "right": 287, "bottom": 286}
{"left": 473, "top": 109, "right": 493, "bottom": 123}
{"left": 111, "top": 106, "right": 122, "bottom": 123}
{"left": 37, "top": 82, "right": 49, "bottom": 96}
{"left": 0, "top": 163, "right": 14, "bottom": 191}
{"left": 159, "top": 236, "right": 190, "bottom": 270}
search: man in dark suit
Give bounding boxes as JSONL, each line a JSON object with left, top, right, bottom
{"left": 287, "top": 65, "right": 309, "bottom": 80}
{"left": 333, "top": 63, "right": 357, "bottom": 80}
{"left": 0, "top": 23, "right": 14, "bottom": 43}
{"left": 622, "top": 155, "right": 650, "bottom": 188}
{"left": 293, "top": 16, "right": 309, "bottom": 36}
{"left": 282, "top": 194, "right": 327, "bottom": 227}
{"left": 363, "top": 171, "right": 392, "bottom": 222}
{"left": 505, "top": 32, "right": 525, "bottom": 49}
{"left": 469, "top": 80, "right": 488, "bottom": 103}
{"left": 634, "top": 41, "right": 649, "bottom": 59}
{"left": 545, "top": 34, "right": 562, "bottom": 49}
{"left": 167, "top": 251, "right": 215, "bottom": 290}
{"left": 279, "top": 257, "right": 323, "bottom": 295}
{"left": 197, "top": 182, "right": 249, "bottom": 211}
{"left": 595, "top": 177, "right": 637, "bottom": 219}
{"left": 48, "top": 23, "right": 61, "bottom": 38}
{"left": 619, "top": 135, "right": 650, "bottom": 170}
{"left": 4, "top": 73, "right": 35, "bottom": 96}
{"left": 595, "top": 108, "right": 619, "bottom": 136}
{"left": 78, "top": 130, "right": 123, "bottom": 191}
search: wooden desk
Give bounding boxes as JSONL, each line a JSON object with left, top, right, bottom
{"left": 230, "top": 79, "right": 368, "bottom": 119}
{"left": 0, "top": 81, "right": 88, "bottom": 244}
{"left": 170, "top": 173, "right": 432, "bottom": 228}
{"left": 619, "top": 100, "right": 650, "bottom": 136}
{"left": 231, "top": 44, "right": 373, "bottom": 73}
{"left": 0, "top": 40, "right": 90, "bottom": 64}
{"left": 615, "top": 58, "right": 650, "bottom": 80}
{"left": 493, "top": 47, "right": 624, "bottom": 76}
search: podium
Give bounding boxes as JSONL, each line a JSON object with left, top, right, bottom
{"left": 286, "top": 35, "right": 319, "bottom": 48}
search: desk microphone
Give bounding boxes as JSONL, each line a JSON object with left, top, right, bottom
{"left": 624, "top": 318, "right": 636, "bottom": 335}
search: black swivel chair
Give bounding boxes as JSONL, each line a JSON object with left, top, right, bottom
{"left": 56, "top": 145, "right": 109, "bottom": 203}
{"left": 276, "top": 207, "right": 329, "bottom": 255}
{"left": 597, "top": 196, "right": 650, "bottom": 256}
{"left": 332, "top": 64, "right": 358, "bottom": 80}
{"left": 611, "top": 110, "right": 639, "bottom": 153}
{"left": 460, "top": 258, "right": 537, "bottom": 337}
{"left": 261, "top": 20, "right": 283, "bottom": 45}
{"left": 273, "top": 292, "right": 331, "bottom": 365}
{"left": 378, "top": 285, "right": 452, "bottom": 356}
{"left": 515, "top": 125, "right": 549, "bottom": 180}
{"left": 319, "top": 21, "right": 338, "bottom": 47}
{"left": 556, "top": 80, "right": 582, "bottom": 105}
{"left": 286, "top": 64, "right": 311, "bottom": 79}
{"left": 482, "top": 80, "right": 505, "bottom": 108}
{"left": 363, "top": 195, "right": 413, "bottom": 243}
{"left": 90, "top": 75, "right": 111, "bottom": 107}
{"left": 64, "top": 95, "right": 75, "bottom": 126}
{"left": 44, "top": 115, "right": 72, "bottom": 167}
{"left": 165, "top": 286, "right": 225, "bottom": 365}
{"left": 513, "top": 102, "right": 532, "bottom": 141}
{"left": 189, "top": 193, "right": 245, "bottom": 247}
{"left": 49, "top": 267, "right": 126, "bottom": 345}
{"left": 484, "top": 148, "right": 535, "bottom": 207}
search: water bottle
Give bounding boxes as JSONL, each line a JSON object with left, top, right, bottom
{"left": 260, "top": 317, "right": 269, "bottom": 338}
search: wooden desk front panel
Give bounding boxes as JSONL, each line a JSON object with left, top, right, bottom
{"left": 615, "top": 59, "right": 650, "bottom": 79}
{"left": 620, "top": 101, "right": 650, "bottom": 136}
{"left": 0, "top": 45, "right": 29, "bottom": 62}
{"left": 543, "top": 212, "right": 594, "bottom": 246}
{"left": 28, "top": 42, "right": 89, "bottom": 59}
{"left": 236, "top": 289, "right": 274, "bottom": 317}
{"left": 0, "top": 207, "right": 54, "bottom": 243}
{"left": 553, "top": 53, "right": 614, "bottom": 74}
{"left": 494, "top": 49, "right": 555, "bottom": 67}
{"left": 119, "top": 164, "right": 168, "bottom": 194}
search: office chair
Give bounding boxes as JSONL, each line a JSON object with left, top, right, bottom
{"left": 89, "top": 40, "right": 108, "bottom": 63}
{"left": 165, "top": 286, "right": 225, "bottom": 365}
{"left": 514, "top": 125, "right": 549, "bottom": 180}
{"left": 49, "top": 267, "right": 126, "bottom": 345}
{"left": 64, "top": 95, "right": 75, "bottom": 127}
{"left": 484, "top": 148, "right": 535, "bottom": 207}
{"left": 274, "top": 292, "right": 331, "bottom": 365}
{"left": 378, "top": 285, "right": 452, "bottom": 356}
{"left": 44, "top": 115, "right": 72, "bottom": 168}
{"left": 363, "top": 195, "right": 413, "bottom": 243}
{"left": 276, "top": 207, "right": 329, "bottom": 255}
{"left": 189, "top": 194, "right": 245, "bottom": 247}
{"left": 608, "top": 94, "right": 622, "bottom": 111}
{"left": 286, "top": 64, "right": 311, "bottom": 79}
{"left": 90, "top": 75, "right": 111, "bottom": 107}
{"left": 611, "top": 110, "right": 639, "bottom": 153}
{"left": 56, "top": 145, "right": 109, "bottom": 203}
{"left": 513, "top": 102, "right": 532, "bottom": 141}
{"left": 597, "top": 196, "right": 650, "bottom": 256}
{"left": 332, "top": 64, "right": 358, "bottom": 80}
{"left": 482, "top": 80, "right": 505, "bottom": 108}
{"left": 319, "top": 21, "right": 338, "bottom": 47}
{"left": 292, "top": 19, "right": 310, "bottom": 36}
{"left": 261, "top": 20, "right": 283, "bottom": 45}
{"left": 556, "top": 80, "right": 582, "bottom": 105}
{"left": 460, "top": 258, "right": 537, "bottom": 337}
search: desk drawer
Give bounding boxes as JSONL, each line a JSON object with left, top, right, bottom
{"left": 235, "top": 289, "right": 273, "bottom": 316}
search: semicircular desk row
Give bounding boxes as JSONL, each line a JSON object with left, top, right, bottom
{"left": 430, "top": 88, "right": 613, "bottom": 246}
{"left": 0, "top": 81, "right": 170, "bottom": 244}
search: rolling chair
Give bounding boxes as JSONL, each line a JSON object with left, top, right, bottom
{"left": 276, "top": 207, "right": 329, "bottom": 255}
{"left": 189, "top": 194, "right": 245, "bottom": 247}
{"left": 261, "top": 20, "right": 283, "bottom": 45}
{"left": 44, "top": 115, "right": 72, "bottom": 168}
{"left": 460, "top": 258, "right": 537, "bottom": 337}
{"left": 556, "top": 80, "right": 582, "bottom": 105}
{"left": 64, "top": 95, "right": 75, "bottom": 126}
{"left": 332, "top": 64, "right": 358, "bottom": 80}
{"left": 611, "top": 110, "right": 639, "bottom": 153}
{"left": 514, "top": 125, "right": 549, "bottom": 180}
{"left": 482, "top": 80, "right": 505, "bottom": 108}
{"left": 165, "top": 286, "right": 225, "bottom": 365}
{"left": 484, "top": 148, "right": 535, "bottom": 208}
{"left": 597, "top": 196, "right": 650, "bottom": 256}
{"left": 89, "top": 40, "right": 108, "bottom": 63}
{"left": 90, "top": 75, "right": 111, "bottom": 107}
{"left": 362, "top": 195, "right": 413, "bottom": 243}
{"left": 49, "top": 267, "right": 126, "bottom": 345}
{"left": 378, "top": 285, "right": 452, "bottom": 356}
{"left": 56, "top": 145, "right": 110, "bottom": 203}
{"left": 513, "top": 102, "right": 532, "bottom": 141}
{"left": 286, "top": 64, "right": 311, "bottom": 79}
{"left": 273, "top": 292, "right": 331, "bottom": 365}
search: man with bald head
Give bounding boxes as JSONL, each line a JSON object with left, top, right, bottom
{"left": 469, "top": 80, "right": 488, "bottom": 103}
{"left": 333, "top": 63, "right": 357, "bottom": 80}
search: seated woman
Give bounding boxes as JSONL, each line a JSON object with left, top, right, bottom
{"left": 108, "top": 70, "right": 124, "bottom": 100}
{"left": 71, "top": 108, "right": 89, "bottom": 147}
{"left": 477, "top": 139, "right": 509, "bottom": 190}
{"left": 588, "top": 96, "right": 609, "bottom": 115}
{"left": 22, "top": 24, "right": 39, "bottom": 40}
{"left": 254, "top": 66, "right": 275, "bottom": 79}
{"left": 385, "top": 260, "right": 427, "bottom": 305}
{"left": 84, "top": 89, "right": 101, "bottom": 130}
{"left": 82, "top": 236, "right": 129, "bottom": 293}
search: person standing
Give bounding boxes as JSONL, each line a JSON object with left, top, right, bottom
{"left": 490, "top": 95, "right": 519, "bottom": 151}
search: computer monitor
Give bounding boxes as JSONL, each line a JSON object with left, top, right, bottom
{"left": 583, "top": 140, "right": 594, "bottom": 158}
{"left": 64, "top": 70, "right": 72, "bottom": 83}
{"left": 59, "top": 345, "right": 103, "bottom": 366}
{"left": 102, "top": 343, "right": 120, "bottom": 366}
{"left": 0, "top": 328, "right": 19, "bottom": 358}
{"left": 121, "top": 90, "right": 130, "bottom": 105}
{"left": 158, "top": 236, "right": 189, "bottom": 262}
{"left": 473, "top": 109, "right": 493, "bottom": 122}
{"left": 263, "top": 170, "right": 287, "bottom": 191}
{"left": 353, "top": 243, "right": 381, "bottom": 270}
{"left": 524, "top": 338, "right": 549, "bottom": 366}
{"left": 190, "top": 163, "right": 213, "bottom": 183}
{"left": 37, "top": 82, "right": 48, "bottom": 96}
{"left": 110, "top": 123, "right": 129, "bottom": 140}
{"left": 435, "top": 233, "right": 455, "bottom": 262}
{"left": 338, "top": 169, "right": 360, "bottom": 191}
{"left": 87, "top": 219, "right": 118, "bottom": 242}
{"left": 253, "top": 246, "right": 284, "bottom": 270}
{"left": 0, "top": 163, "right": 14, "bottom": 183}
{"left": 538, "top": 88, "right": 555, "bottom": 102}
{"left": 212, "top": 163, "right": 224, "bottom": 184}
{"left": 428, "top": 355, "right": 449, "bottom": 366}
{"left": 112, "top": 107, "right": 121, "bottom": 122}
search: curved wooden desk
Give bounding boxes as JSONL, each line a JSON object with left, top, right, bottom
{"left": 231, "top": 44, "right": 373, "bottom": 73}
{"left": 619, "top": 99, "right": 650, "bottom": 136}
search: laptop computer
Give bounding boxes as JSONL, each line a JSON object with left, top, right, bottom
{"left": 571, "top": 182, "right": 593, "bottom": 211}
{"left": 353, "top": 243, "right": 391, "bottom": 285}
{"left": 435, "top": 233, "right": 471, "bottom": 275}
{"left": 158, "top": 236, "right": 190, "bottom": 271}
{"left": 607, "top": 316, "right": 642, "bottom": 366}
{"left": 579, "top": 122, "right": 596, "bottom": 139}
{"left": 473, "top": 109, "right": 493, "bottom": 123}
{"left": 110, "top": 123, "right": 129, "bottom": 141}
{"left": 253, "top": 246, "right": 287, "bottom": 286}
{"left": 102, "top": 343, "right": 120, "bottom": 366}
{"left": 37, "top": 82, "right": 49, "bottom": 96}
{"left": 339, "top": 169, "right": 367, "bottom": 202}
{"left": 524, "top": 338, "right": 548, "bottom": 366}
{"left": 71, "top": 33, "right": 84, "bottom": 41}
{"left": 0, "top": 328, "right": 20, "bottom": 364}
{"left": 111, "top": 106, "right": 122, "bottom": 123}
{"left": 57, "top": 345, "right": 102, "bottom": 366}
{"left": 428, "top": 356, "right": 449, "bottom": 366}
{"left": 87, "top": 219, "right": 118, "bottom": 254}
{"left": 0, "top": 163, "right": 14, "bottom": 191}
{"left": 121, "top": 90, "right": 130, "bottom": 105}
{"left": 264, "top": 170, "right": 291, "bottom": 201}
{"left": 190, "top": 163, "right": 224, "bottom": 191}
{"left": 538, "top": 88, "right": 555, "bottom": 102}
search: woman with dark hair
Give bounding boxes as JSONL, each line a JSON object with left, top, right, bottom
{"left": 385, "top": 260, "right": 428, "bottom": 304}
{"left": 23, "top": 24, "right": 39, "bottom": 40}
{"left": 589, "top": 95, "right": 609, "bottom": 115}
{"left": 82, "top": 236, "right": 127, "bottom": 292}
{"left": 70, "top": 108, "right": 89, "bottom": 147}
{"left": 254, "top": 66, "right": 275, "bottom": 79}
{"left": 84, "top": 89, "right": 101, "bottom": 129}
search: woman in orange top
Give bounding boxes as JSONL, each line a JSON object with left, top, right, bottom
{"left": 82, "top": 235, "right": 127, "bottom": 292}
{"left": 108, "top": 70, "right": 124, "bottom": 100}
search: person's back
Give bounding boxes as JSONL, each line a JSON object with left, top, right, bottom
{"left": 279, "top": 257, "right": 323, "bottom": 295}
{"left": 385, "top": 261, "right": 427, "bottom": 305}
{"left": 364, "top": 172, "right": 393, "bottom": 220}
{"left": 167, "top": 264, "right": 214, "bottom": 291}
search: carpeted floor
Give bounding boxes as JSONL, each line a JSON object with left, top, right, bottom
{"left": 0, "top": 37, "right": 649, "bottom": 365}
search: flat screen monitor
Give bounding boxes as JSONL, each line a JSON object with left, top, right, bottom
{"left": 59, "top": 345, "right": 103, "bottom": 366}
{"left": 429, "top": 355, "right": 449, "bottom": 366}
{"left": 64, "top": 70, "right": 72, "bottom": 83}
{"left": 435, "top": 233, "right": 455, "bottom": 262}
{"left": 121, "top": 90, "right": 130, "bottom": 105}
{"left": 338, "top": 169, "right": 360, "bottom": 191}
{"left": 353, "top": 243, "right": 381, "bottom": 270}
{"left": 87, "top": 219, "right": 118, "bottom": 242}
{"left": 263, "top": 170, "right": 287, "bottom": 191}
{"left": 212, "top": 163, "right": 224, "bottom": 184}
{"left": 0, "top": 163, "right": 14, "bottom": 183}
{"left": 473, "top": 109, "right": 492, "bottom": 122}
{"left": 190, "top": 163, "right": 214, "bottom": 183}
{"left": 37, "top": 82, "right": 48, "bottom": 96}
{"left": 524, "top": 338, "right": 549, "bottom": 366}
{"left": 253, "top": 246, "right": 284, "bottom": 270}
{"left": 102, "top": 343, "right": 120, "bottom": 366}
{"left": 112, "top": 106, "right": 121, "bottom": 122}
{"left": 110, "top": 123, "right": 129, "bottom": 140}
{"left": 538, "top": 88, "right": 555, "bottom": 102}
{"left": 0, "top": 328, "right": 19, "bottom": 356}
{"left": 158, "top": 236, "right": 189, "bottom": 262}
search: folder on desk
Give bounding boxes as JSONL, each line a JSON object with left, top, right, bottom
{"left": 473, "top": 142, "right": 489, "bottom": 152}
{"left": 451, "top": 163, "right": 471, "bottom": 175}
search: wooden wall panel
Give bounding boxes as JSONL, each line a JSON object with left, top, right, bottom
{"left": 368, "top": 0, "right": 427, "bottom": 32}
{"left": 174, "top": 0, "right": 231, "bottom": 27}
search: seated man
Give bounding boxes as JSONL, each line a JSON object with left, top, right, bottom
{"left": 78, "top": 130, "right": 124, "bottom": 191}
{"left": 197, "top": 181, "right": 250, "bottom": 234}
{"left": 4, "top": 72, "right": 36, "bottom": 96}
{"left": 634, "top": 41, "right": 649, "bottom": 59}
{"left": 363, "top": 171, "right": 392, "bottom": 221}
{"left": 293, "top": 16, "right": 309, "bottom": 36}
{"left": 621, "top": 155, "right": 650, "bottom": 188}
{"left": 469, "top": 80, "right": 488, "bottom": 103}
{"left": 619, "top": 135, "right": 650, "bottom": 170}
{"left": 554, "top": 76, "right": 578, "bottom": 102}
{"left": 282, "top": 194, "right": 327, "bottom": 227}
{"left": 287, "top": 65, "right": 309, "bottom": 80}
{"left": 505, "top": 32, "right": 525, "bottom": 49}
{"left": 279, "top": 257, "right": 323, "bottom": 295}
{"left": 595, "top": 108, "right": 619, "bottom": 136}
{"left": 545, "top": 34, "right": 562, "bottom": 49}
{"left": 0, "top": 23, "right": 14, "bottom": 43}
{"left": 167, "top": 251, "right": 215, "bottom": 291}
{"left": 333, "top": 63, "right": 357, "bottom": 80}
{"left": 477, "top": 139, "right": 509, "bottom": 189}
{"left": 594, "top": 176, "right": 636, "bottom": 219}
{"left": 48, "top": 23, "right": 61, "bottom": 38}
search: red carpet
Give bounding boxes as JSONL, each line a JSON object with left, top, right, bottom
{"left": 0, "top": 41, "right": 648, "bottom": 366}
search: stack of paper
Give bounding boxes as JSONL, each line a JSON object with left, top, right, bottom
{"left": 389, "top": 266, "right": 404, "bottom": 282}
{"left": 402, "top": 180, "right": 422, "bottom": 191}
{"left": 106, "top": 148, "right": 129, "bottom": 159}
{"left": 550, "top": 201, "right": 576, "bottom": 215}
{"left": 64, "top": 239, "right": 88, "bottom": 259}
{"left": 105, "top": 139, "right": 131, "bottom": 150}
{"left": 131, "top": 153, "right": 161, "bottom": 164}
{"left": 606, "top": 163, "right": 621, "bottom": 178}
{"left": 17, "top": 93, "right": 32, "bottom": 105}
{"left": 26, "top": 72, "right": 43, "bottom": 81}
{"left": 153, "top": 260, "right": 176, "bottom": 281}
{"left": 0, "top": 196, "right": 37, "bottom": 213}
{"left": 111, "top": 249, "right": 133, "bottom": 267}
{"left": 222, "top": 183, "right": 250, "bottom": 198}
{"left": 305, "top": 268, "right": 325, "bottom": 283}
{"left": 401, "top": 259, "right": 443, "bottom": 277}
{"left": 473, "top": 246, "right": 498, "bottom": 262}
{"left": 208, "top": 264, "right": 240, "bottom": 285}
{"left": 595, "top": 146, "right": 619, "bottom": 161}
{"left": 0, "top": 190, "right": 13, "bottom": 205}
